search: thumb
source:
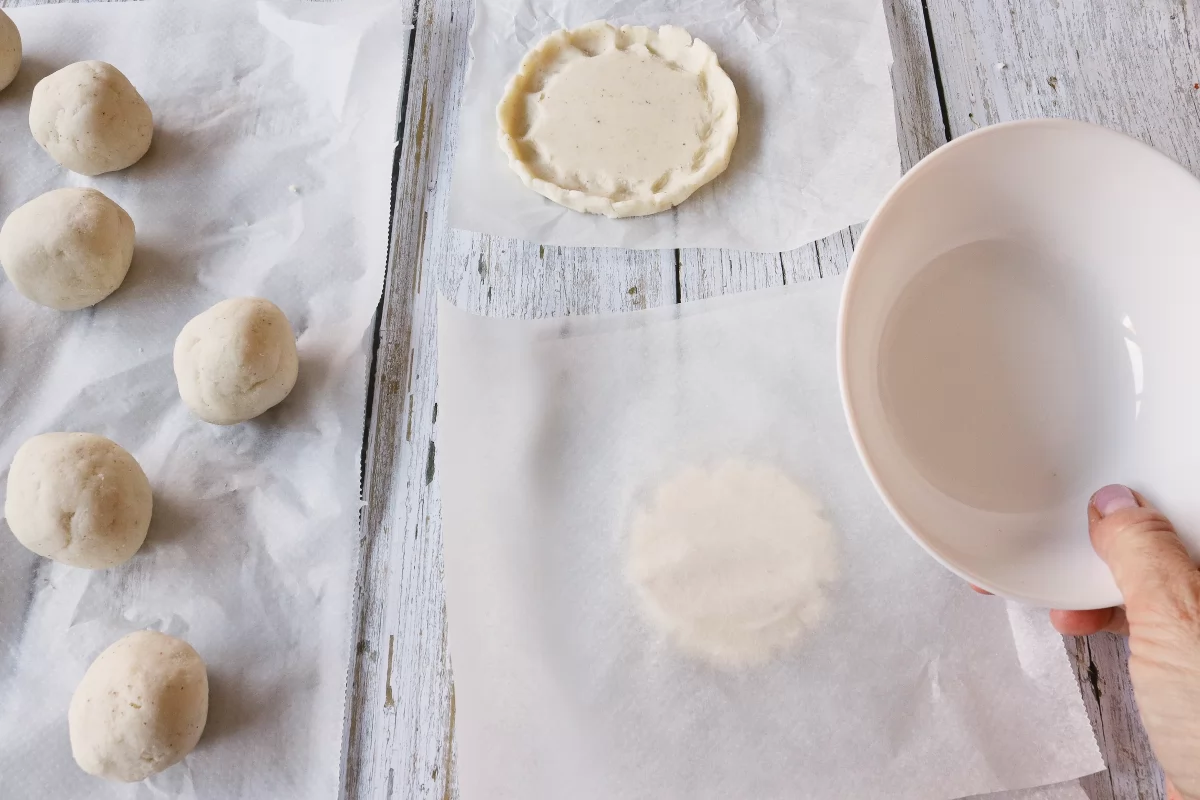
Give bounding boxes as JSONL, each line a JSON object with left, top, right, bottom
{"left": 1089, "top": 484, "right": 1199, "bottom": 613}
{"left": 1090, "top": 485, "right": 1200, "bottom": 800}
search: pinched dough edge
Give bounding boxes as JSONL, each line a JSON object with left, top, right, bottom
{"left": 496, "top": 21, "right": 740, "bottom": 219}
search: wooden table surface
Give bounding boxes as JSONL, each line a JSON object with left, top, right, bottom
{"left": 342, "top": 1, "right": 1200, "bottom": 799}
{"left": 9, "top": 0, "right": 1191, "bottom": 797}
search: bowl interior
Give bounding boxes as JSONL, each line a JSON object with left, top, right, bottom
{"left": 840, "top": 119, "right": 1200, "bottom": 609}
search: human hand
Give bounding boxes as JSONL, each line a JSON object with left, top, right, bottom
{"left": 1050, "top": 485, "right": 1200, "bottom": 800}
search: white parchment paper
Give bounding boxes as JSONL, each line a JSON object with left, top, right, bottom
{"left": 437, "top": 276, "right": 1105, "bottom": 800}
{"left": 0, "top": 1, "right": 406, "bottom": 797}
{"left": 449, "top": 0, "right": 902, "bottom": 251}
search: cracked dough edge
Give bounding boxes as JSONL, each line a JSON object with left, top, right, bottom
{"left": 495, "top": 20, "right": 740, "bottom": 219}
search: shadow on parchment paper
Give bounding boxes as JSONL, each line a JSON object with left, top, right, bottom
{"left": 101, "top": 242, "right": 195, "bottom": 311}
{"left": 723, "top": 61, "right": 765, "bottom": 175}
{"left": 139, "top": 491, "right": 201, "bottom": 552}
{"left": 200, "top": 667, "right": 284, "bottom": 746}
{"left": 681, "top": 58, "right": 765, "bottom": 208}
{"left": 0, "top": 56, "right": 56, "bottom": 111}
{"left": 0, "top": 56, "right": 60, "bottom": 201}
{"left": 0, "top": 517, "right": 41, "bottom": 682}
{"left": 251, "top": 345, "right": 329, "bottom": 433}
{"left": 117, "top": 124, "right": 203, "bottom": 182}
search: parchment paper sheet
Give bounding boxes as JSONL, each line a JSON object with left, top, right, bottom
{"left": 0, "top": 1, "right": 406, "bottom": 797}
{"left": 449, "top": 0, "right": 901, "bottom": 251}
{"left": 437, "top": 277, "right": 1105, "bottom": 800}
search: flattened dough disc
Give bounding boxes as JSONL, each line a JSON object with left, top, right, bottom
{"left": 496, "top": 21, "right": 739, "bottom": 219}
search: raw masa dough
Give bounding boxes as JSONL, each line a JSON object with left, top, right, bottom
{"left": 4, "top": 432, "right": 153, "bottom": 569}
{"left": 69, "top": 630, "right": 209, "bottom": 782}
{"left": 0, "top": 9, "right": 20, "bottom": 92}
{"left": 0, "top": 187, "right": 135, "bottom": 310}
{"left": 496, "top": 21, "right": 739, "bottom": 218}
{"left": 29, "top": 60, "right": 153, "bottom": 176}
{"left": 174, "top": 297, "right": 300, "bottom": 425}
{"left": 626, "top": 461, "right": 839, "bottom": 668}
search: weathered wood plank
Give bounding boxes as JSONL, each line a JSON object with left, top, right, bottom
{"left": 444, "top": 236, "right": 674, "bottom": 318}
{"left": 342, "top": 0, "right": 455, "bottom": 798}
{"left": 345, "top": 1, "right": 675, "bottom": 799}
{"left": 1063, "top": 634, "right": 1163, "bottom": 800}
{"left": 927, "top": 0, "right": 1200, "bottom": 172}
{"left": 923, "top": 2, "right": 1200, "bottom": 796}
{"left": 679, "top": 224, "right": 865, "bottom": 302}
{"left": 678, "top": 248, "right": 784, "bottom": 302}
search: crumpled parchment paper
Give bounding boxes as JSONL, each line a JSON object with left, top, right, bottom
{"left": 0, "top": 1, "right": 406, "bottom": 797}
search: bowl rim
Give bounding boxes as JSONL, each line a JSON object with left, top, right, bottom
{"left": 836, "top": 117, "right": 1200, "bottom": 609}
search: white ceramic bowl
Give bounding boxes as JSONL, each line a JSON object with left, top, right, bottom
{"left": 838, "top": 118, "right": 1200, "bottom": 609}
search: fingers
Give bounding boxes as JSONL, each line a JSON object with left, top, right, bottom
{"left": 1088, "top": 485, "right": 1200, "bottom": 615}
{"left": 968, "top": 582, "right": 1130, "bottom": 635}
{"left": 1050, "top": 607, "right": 1129, "bottom": 637}
{"left": 973, "top": 484, "right": 1197, "bottom": 642}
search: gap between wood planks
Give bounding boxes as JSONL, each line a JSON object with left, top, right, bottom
{"left": 342, "top": 0, "right": 422, "bottom": 792}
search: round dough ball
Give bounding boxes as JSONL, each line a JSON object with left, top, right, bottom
{"left": 69, "top": 630, "right": 209, "bottom": 782}
{"left": 29, "top": 60, "right": 153, "bottom": 176}
{"left": 0, "top": 187, "right": 135, "bottom": 310}
{"left": 0, "top": 9, "right": 21, "bottom": 92}
{"left": 174, "top": 297, "right": 300, "bottom": 425}
{"left": 4, "top": 432, "right": 152, "bottom": 569}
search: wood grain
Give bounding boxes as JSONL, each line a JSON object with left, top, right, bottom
{"left": 927, "top": 0, "right": 1200, "bottom": 170}
{"left": 342, "top": 2, "right": 678, "bottom": 800}
{"left": 342, "top": 1, "right": 453, "bottom": 798}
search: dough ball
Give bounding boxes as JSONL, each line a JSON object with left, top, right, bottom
{"left": 0, "top": 9, "right": 21, "bottom": 92}
{"left": 0, "top": 187, "right": 135, "bottom": 310}
{"left": 174, "top": 297, "right": 300, "bottom": 425}
{"left": 4, "top": 432, "right": 152, "bottom": 569}
{"left": 29, "top": 60, "right": 153, "bottom": 176}
{"left": 69, "top": 630, "right": 209, "bottom": 782}
{"left": 626, "top": 461, "right": 840, "bottom": 668}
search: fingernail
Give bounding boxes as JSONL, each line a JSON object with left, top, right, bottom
{"left": 1093, "top": 484, "right": 1138, "bottom": 517}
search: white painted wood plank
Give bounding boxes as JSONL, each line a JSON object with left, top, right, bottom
{"left": 342, "top": 1, "right": 457, "bottom": 798}
{"left": 928, "top": 0, "right": 1200, "bottom": 174}
{"left": 445, "top": 235, "right": 674, "bottom": 318}
{"left": 345, "top": 2, "right": 674, "bottom": 800}
{"left": 780, "top": 224, "right": 864, "bottom": 283}
{"left": 678, "top": 248, "right": 784, "bottom": 301}
{"left": 679, "top": 224, "right": 865, "bottom": 302}
{"left": 1062, "top": 633, "right": 1164, "bottom": 800}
